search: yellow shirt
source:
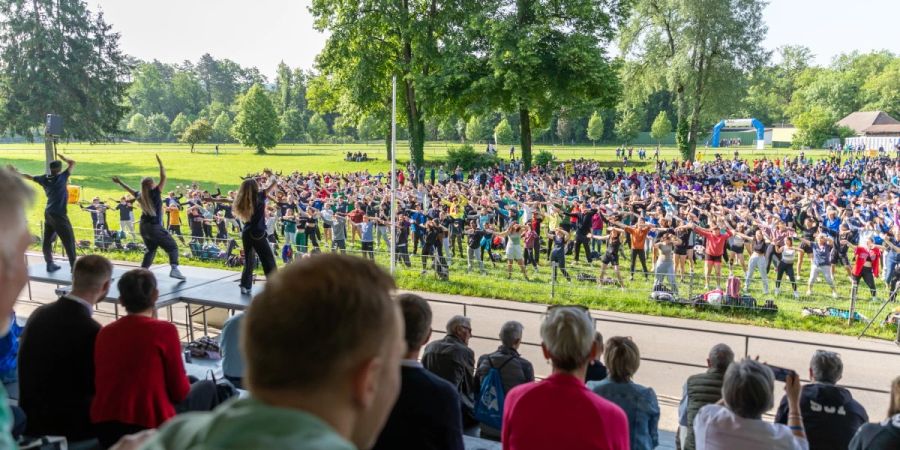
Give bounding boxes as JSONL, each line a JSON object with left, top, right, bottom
{"left": 168, "top": 206, "right": 182, "bottom": 226}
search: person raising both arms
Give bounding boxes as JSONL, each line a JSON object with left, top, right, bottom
{"left": 8, "top": 154, "right": 78, "bottom": 272}
{"left": 111, "top": 155, "right": 185, "bottom": 280}
{"left": 230, "top": 170, "right": 279, "bottom": 295}
{"left": 692, "top": 218, "right": 733, "bottom": 290}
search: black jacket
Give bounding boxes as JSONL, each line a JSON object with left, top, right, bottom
{"left": 372, "top": 364, "right": 464, "bottom": 450}
{"left": 422, "top": 334, "right": 476, "bottom": 422}
{"left": 849, "top": 414, "right": 900, "bottom": 450}
{"left": 18, "top": 297, "right": 101, "bottom": 440}
{"left": 775, "top": 383, "right": 868, "bottom": 450}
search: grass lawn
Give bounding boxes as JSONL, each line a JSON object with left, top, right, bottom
{"left": 4, "top": 142, "right": 893, "bottom": 339}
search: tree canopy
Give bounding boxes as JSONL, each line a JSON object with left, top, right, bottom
{"left": 232, "top": 84, "right": 282, "bottom": 153}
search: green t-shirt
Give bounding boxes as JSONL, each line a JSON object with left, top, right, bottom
{"left": 0, "top": 384, "right": 15, "bottom": 449}
{"left": 141, "top": 397, "right": 356, "bottom": 450}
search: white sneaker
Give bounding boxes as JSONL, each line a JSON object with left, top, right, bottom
{"left": 774, "top": 288, "right": 780, "bottom": 296}
{"left": 793, "top": 291, "right": 799, "bottom": 299}
{"left": 170, "top": 267, "right": 186, "bottom": 280}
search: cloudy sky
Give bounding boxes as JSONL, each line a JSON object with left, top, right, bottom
{"left": 86, "top": 0, "right": 900, "bottom": 78}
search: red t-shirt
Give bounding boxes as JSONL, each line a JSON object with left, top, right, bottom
{"left": 695, "top": 227, "right": 732, "bottom": 257}
{"left": 502, "top": 373, "right": 629, "bottom": 450}
{"left": 91, "top": 315, "right": 190, "bottom": 429}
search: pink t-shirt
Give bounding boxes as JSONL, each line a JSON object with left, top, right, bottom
{"left": 502, "top": 373, "right": 629, "bottom": 450}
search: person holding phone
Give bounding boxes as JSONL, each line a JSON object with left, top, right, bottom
{"left": 693, "top": 358, "right": 807, "bottom": 450}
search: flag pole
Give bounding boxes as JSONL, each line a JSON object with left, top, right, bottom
{"left": 390, "top": 76, "right": 397, "bottom": 276}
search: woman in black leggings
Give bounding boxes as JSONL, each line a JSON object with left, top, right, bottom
{"left": 774, "top": 238, "right": 799, "bottom": 298}
{"left": 111, "top": 155, "right": 184, "bottom": 280}
{"left": 851, "top": 238, "right": 882, "bottom": 301}
{"left": 232, "top": 173, "right": 278, "bottom": 295}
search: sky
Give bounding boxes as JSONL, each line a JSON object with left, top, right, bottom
{"left": 85, "top": 0, "right": 900, "bottom": 79}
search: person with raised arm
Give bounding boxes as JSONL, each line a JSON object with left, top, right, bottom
{"left": 8, "top": 154, "right": 77, "bottom": 272}
{"left": 111, "top": 155, "right": 185, "bottom": 280}
{"left": 231, "top": 169, "right": 279, "bottom": 295}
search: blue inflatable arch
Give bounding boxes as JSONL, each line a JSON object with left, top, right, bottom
{"left": 711, "top": 118, "right": 765, "bottom": 147}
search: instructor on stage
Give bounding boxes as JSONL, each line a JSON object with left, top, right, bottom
{"left": 8, "top": 155, "right": 77, "bottom": 272}
{"left": 111, "top": 155, "right": 185, "bottom": 280}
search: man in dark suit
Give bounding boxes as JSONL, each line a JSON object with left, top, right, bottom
{"left": 18, "top": 255, "right": 113, "bottom": 442}
{"left": 372, "top": 294, "right": 464, "bottom": 450}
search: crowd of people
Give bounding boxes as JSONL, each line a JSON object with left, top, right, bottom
{"left": 0, "top": 163, "right": 899, "bottom": 450}
{"left": 33, "top": 148, "right": 900, "bottom": 306}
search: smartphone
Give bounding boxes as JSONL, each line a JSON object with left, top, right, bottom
{"left": 765, "top": 364, "right": 794, "bottom": 382}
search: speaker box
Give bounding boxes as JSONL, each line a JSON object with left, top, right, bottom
{"left": 45, "top": 114, "right": 63, "bottom": 136}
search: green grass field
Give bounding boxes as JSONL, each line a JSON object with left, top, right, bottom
{"left": 3, "top": 142, "right": 893, "bottom": 339}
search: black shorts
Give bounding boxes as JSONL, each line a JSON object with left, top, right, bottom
{"left": 361, "top": 241, "right": 374, "bottom": 252}
{"left": 706, "top": 254, "right": 723, "bottom": 263}
{"left": 602, "top": 253, "right": 618, "bottom": 266}
{"left": 323, "top": 222, "right": 332, "bottom": 229}
{"left": 728, "top": 244, "right": 744, "bottom": 254}
{"left": 675, "top": 246, "right": 689, "bottom": 256}
{"left": 800, "top": 242, "right": 813, "bottom": 254}
{"left": 832, "top": 252, "right": 849, "bottom": 266}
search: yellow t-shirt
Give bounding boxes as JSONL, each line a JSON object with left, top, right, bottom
{"left": 168, "top": 206, "right": 182, "bottom": 226}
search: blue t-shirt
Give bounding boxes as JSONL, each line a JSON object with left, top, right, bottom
{"left": 33, "top": 169, "right": 70, "bottom": 215}
{"left": 360, "top": 222, "right": 375, "bottom": 242}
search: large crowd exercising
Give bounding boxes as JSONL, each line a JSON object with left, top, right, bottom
{"left": 12, "top": 148, "right": 900, "bottom": 303}
{"left": 2, "top": 153, "right": 900, "bottom": 450}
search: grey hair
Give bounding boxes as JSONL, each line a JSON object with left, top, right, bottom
{"left": 708, "top": 343, "right": 735, "bottom": 373}
{"left": 810, "top": 350, "right": 843, "bottom": 384}
{"left": 499, "top": 321, "right": 524, "bottom": 347}
{"left": 722, "top": 358, "right": 775, "bottom": 419}
{"left": 540, "top": 307, "right": 595, "bottom": 372}
{"left": 446, "top": 315, "right": 471, "bottom": 336}
{"left": 0, "top": 167, "right": 34, "bottom": 263}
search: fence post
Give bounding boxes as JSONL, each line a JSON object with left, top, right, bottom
{"left": 848, "top": 283, "right": 858, "bottom": 326}
{"left": 550, "top": 261, "right": 557, "bottom": 300}
{"left": 688, "top": 270, "right": 694, "bottom": 301}
{"left": 744, "top": 335, "right": 749, "bottom": 358}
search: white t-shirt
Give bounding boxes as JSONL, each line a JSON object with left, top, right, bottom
{"left": 694, "top": 404, "right": 808, "bottom": 450}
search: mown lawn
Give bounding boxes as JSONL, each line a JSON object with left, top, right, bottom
{"left": 5, "top": 142, "right": 888, "bottom": 339}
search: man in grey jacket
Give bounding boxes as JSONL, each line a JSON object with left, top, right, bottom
{"left": 474, "top": 321, "right": 535, "bottom": 440}
{"left": 422, "top": 315, "right": 477, "bottom": 429}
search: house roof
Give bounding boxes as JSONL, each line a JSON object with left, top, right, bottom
{"left": 837, "top": 111, "right": 900, "bottom": 134}
{"left": 863, "top": 124, "right": 900, "bottom": 135}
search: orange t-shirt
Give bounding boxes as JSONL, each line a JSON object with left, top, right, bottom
{"left": 625, "top": 226, "right": 651, "bottom": 250}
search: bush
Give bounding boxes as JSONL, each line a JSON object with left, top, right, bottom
{"left": 534, "top": 150, "right": 556, "bottom": 167}
{"left": 446, "top": 145, "right": 498, "bottom": 171}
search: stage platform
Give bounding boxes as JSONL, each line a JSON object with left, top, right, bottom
{"left": 28, "top": 261, "right": 264, "bottom": 340}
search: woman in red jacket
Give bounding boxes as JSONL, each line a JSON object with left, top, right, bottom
{"left": 91, "top": 269, "right": 216, "bottom": 448}
{"left": 851, "top": 237, "right": 882, "bottom": 301}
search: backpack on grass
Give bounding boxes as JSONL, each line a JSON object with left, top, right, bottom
{"left": 474, "top": 356, "right": 517, "bottom": 430}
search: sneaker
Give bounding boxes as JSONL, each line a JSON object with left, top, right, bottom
{"left": 46, "top": 262, "right": 61, "bottom": 273}
{"left": 240, "top": 286, "right": 251, "bottom": 295}
{"left": 170, "top": 266, "right": 186, "bottom": 280}
{"left": 774, "top": 288, "right": 780, "bottom": 296}
{"left": 793, "top": 291, "right": 799, "bottom": 299}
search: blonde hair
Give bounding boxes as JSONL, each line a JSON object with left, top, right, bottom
{"left": 605, "top": 336, "right": 641, "bottom": 382}
{"left": 138, "top": 178, "right": 156, "bottom": 217}
{"left": 889, "top": 375, "right": 900, "bottom": 417}
{"left": 233, "top": 178, "right": 259, "bottom": 222}
{"left": 540, "top": 307, "right": 594, "bottom": 371}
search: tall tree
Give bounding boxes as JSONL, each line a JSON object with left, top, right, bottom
{"left": 180, "top": 119, "right": 213, "bottom": 153}
{"left": 474, "top": 0, "right": 625, "bottom": 168}
{"left": 275, "top": 61, "right": 293, "bottom": 113}
{"left": 307, "top": 113, "right": 328, "bottom": 144}
{"left": 211, "top": 112, "right": 233, "bottom": 143}
{"left": 615, "top": 107, "right": 641, "bottom": 145}
{"left": 127, "top": 113, "right": 149, "bottom": 141}
{"left": 170, "top": 113, "right": 191, "bottom": 139}
{"left": 0, "top": 0, "right": 130, "bottom": 140}
{"left": 620, "top": 0, "right": 767, "bottom": 160}
{"left": 232, "top": 84, "right": 282, "bottom": 154}
{"left": 146, "top": 113, "right": 172, "bottom": 142}
{"left": 650, "top": 111, "right": 671, "bottom": 146}
{"left": 587, "top": 111, "right": 604, "bottom": 146}
{"left": 281, "top": 108, "right": 307, "bottom": 142}
{"left": 311, "top": 0, "right": 474, "bottom": 167}
{"left": 495, "top": 118, "right": 514, "bottom": 146}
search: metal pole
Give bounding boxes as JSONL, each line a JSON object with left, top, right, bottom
{"left": 390, "top": 76, "right": 398, "bottom": 276}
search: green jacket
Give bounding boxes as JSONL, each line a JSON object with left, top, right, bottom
{"left": 141, "top": 397, "right": 356, "bottom": 450}
{"left": 683, "top": 368, "right": 726, "bottom": 450}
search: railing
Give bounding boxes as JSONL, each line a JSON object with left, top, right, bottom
{"left": 44, "top": 223, "right": 900, "bottom": 338}
{"left": 422, "top": 296, "right": 896, "bottom": 396}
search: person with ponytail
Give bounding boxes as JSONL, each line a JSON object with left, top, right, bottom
{"left": 232, "top": 170, "right": 278, "bottom": 295}
{"left": 111, "top": 155, "right": 185, "bottom": 280}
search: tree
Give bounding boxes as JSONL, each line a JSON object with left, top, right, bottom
{"left": 438, "top": 119, "right": 459, "bottom": 142}
{"left": 650, "top": 111, "right": 671, "bottom": 146}
{"left": 587, "top": 111, "right": 604, "bottom": 146}
{"left": 310, "top": 0, "right": 474, "bottom": 167}
{"left": 180, "top": 119, "right": 213, "bottom": 152}
{"left": 127, "top": 113, "right": 149, "bottom": 141}
{"left": 474, "top": 0, "right": 625, "bottom": 169}
{"left": 861, "top": 58, "right": 900, "bottom": 118}
{"left": 357, "top": 114, "right": 382, "bottom": 142}
{"left": 620, "top": 0, "right": 767, "bottom": 160}
{"left": 466, "top": 115, "right": 489, "bottom": 144}
{"left": 146, "top": 113, "right": 171, "bottom": 142}
{"left": 281, "top": 108, "right": 306, "bottom": 142}
{"left": 615, "top": 107, "right": 641, "bottom": 145}
{"left": 0, "top": 0, "right": 130, "bottom": 140}
{"left": 211, "top": 112, "right": 233, "bottom": 143}
{"left": 307, "top": 113, "right": 328, "bottom": 144}
{"left": 275, "top": 61, "right": 293, "bottom": 113}
{"left": 792, "top": 106, "right": 838, "bottom": 149}
{"left": 231, "top": 84, "right": 282, "bottom": 154}
{"left": 170, "top": 113, "right": 191, "bottom": 139}
{"left": 556, "top": 114, "right": 573, "bottom": 144}
{"left": 495, "top": 118, "right": 514, "bottom": 146}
